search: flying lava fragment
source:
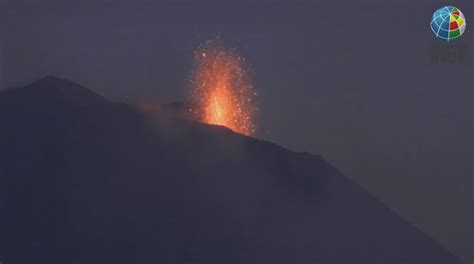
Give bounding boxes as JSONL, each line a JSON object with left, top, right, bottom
{"left": 189, "top": 42, "right": 257, "bottom": 136}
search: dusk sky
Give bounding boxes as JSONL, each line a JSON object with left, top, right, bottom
{"left": 0, "top": 0, "right": 472, "bottom": 261}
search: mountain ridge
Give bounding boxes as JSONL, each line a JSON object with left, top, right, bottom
{"left": 0, "top": 76, "right": 463, "bottom": 264}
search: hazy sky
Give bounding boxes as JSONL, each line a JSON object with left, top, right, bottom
{"left": 1, "top": 0, "right": 472, "bottom": 261}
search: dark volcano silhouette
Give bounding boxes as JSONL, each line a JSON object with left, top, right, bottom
{"left": 0, "top": 76, "right": 462, "bottom": 264}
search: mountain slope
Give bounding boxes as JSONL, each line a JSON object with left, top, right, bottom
{"left": 0, "top": 77, "right": 462, "bottom": 264}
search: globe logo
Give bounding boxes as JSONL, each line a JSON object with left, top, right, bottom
{"left": 431, "top": 6, "right": 466, "bottom": 41}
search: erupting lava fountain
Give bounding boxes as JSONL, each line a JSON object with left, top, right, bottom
{"left": 189, "top": 43, "right": 258, "bottom": 136}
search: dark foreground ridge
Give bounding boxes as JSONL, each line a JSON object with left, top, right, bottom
{"left": 0, "top": 77, "right": 462, "bottom": 263}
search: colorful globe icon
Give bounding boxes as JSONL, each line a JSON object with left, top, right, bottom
{"left": 431, "top": 6, "right": 466, "bottom": 41}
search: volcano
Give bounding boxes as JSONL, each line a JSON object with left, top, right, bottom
{"left": 0, "top": 76, "right": 462, "bottom": 263}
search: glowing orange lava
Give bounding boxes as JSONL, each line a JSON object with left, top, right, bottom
{"left": 189, "top": 43, "right": 257, "bottom": 136}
